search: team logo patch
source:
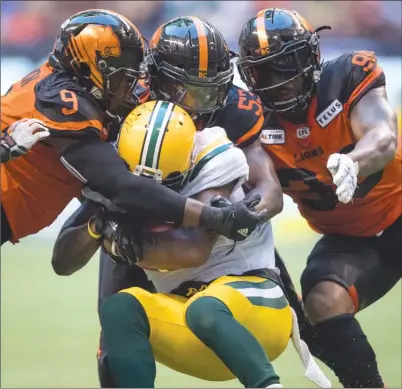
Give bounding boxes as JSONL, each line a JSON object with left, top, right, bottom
{"left": 297, "top": 127, "right": 310, "bottom": 139}
{"left": 237, "top": 228, "right": 249, "bottom": 237}
{"left": 260, "top": 128, "right": 285, "bottom": 145}
{"left": 316, "top": 99, "right": 343, "bottom": 128}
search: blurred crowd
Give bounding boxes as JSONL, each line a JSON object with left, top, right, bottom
{"left": 1, "top": 0, "right": 401, "bottom": 61}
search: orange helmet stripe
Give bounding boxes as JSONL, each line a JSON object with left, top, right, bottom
{"left": 150, "top": 25, "right": 163, "bottom": 49}
{"left": 68, "top": 40, "right": 80, "bottom": 65}
{"left": 256, "top": 9, "right": 269, "bottom": 51}
{"left": 83, "top": 9, "right": 145, "bottom": 53}
{"left": 73, "top": 33, "right": 103, "bottom": 89}
{"left": 68, "top": 37, "right": 95, "bottom": 86}
{"left": 190, "top": 17, "right": 208, "bottom": 73}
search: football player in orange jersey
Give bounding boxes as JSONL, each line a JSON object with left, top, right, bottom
{"left": 1, "top": 9, "right": 267, "bottom": 248}
{"left": 237, "top": 8, "right": 401, "bottom": 389}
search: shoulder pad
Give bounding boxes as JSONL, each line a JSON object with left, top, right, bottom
{"left": 182, "top": 127, "right": 249, "bottom": 198}
{"left": 189, "top": 127, "right": 233, "bottom": 182}
{"left": 34, "top": 71, "right": 106, "bottom": 139}
{"left": 215, "top": 85, "right": 264, "bottom": 149}
{"left": 317, "top": 51, "right": 385, "bottom": 120}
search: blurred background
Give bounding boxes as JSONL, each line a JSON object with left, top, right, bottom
{"left": 1, "top": 1, "right": 401, "bottom": 388}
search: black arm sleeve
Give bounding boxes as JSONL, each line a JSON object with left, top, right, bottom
{"left": 0, "top": 144, "right": 10, "bottom": 163}
{"left": 61, "top": 140, "right": 187, "bottom": 226}
{"left": 58, "top": 199, "right": 100, "bottom": 235}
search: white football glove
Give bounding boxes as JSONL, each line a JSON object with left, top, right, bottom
{"left": 327, "top": 153, "right": 359, "bottom": 204}
{"left": 8, "top": 118, "right": 50, "bottom": 151}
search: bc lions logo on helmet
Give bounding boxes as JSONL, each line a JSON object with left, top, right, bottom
{"left": 98, "top": 26, "right": 121, "bottom": 58}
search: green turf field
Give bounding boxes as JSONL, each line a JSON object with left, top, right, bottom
{"left": 1, "top": 226, "right": 401, "bottom": 388}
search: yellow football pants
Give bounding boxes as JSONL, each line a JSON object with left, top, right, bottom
{"left": 120, "top": 275, "right": 292, "bottom": 381}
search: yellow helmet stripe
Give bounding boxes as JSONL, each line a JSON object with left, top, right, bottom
{"left": 140, "top": 101, "right": 174, "bottom": 169}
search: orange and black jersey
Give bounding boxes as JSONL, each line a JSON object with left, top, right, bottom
{"left": 261, "top": 51, "right": 402, "bottom": 237}
{"left": 2, "top": 63, "right": 107, "bottom": 138}
{"left": 1, "top": 63, "right": 198, "bottom": 243}
{"left": 1, "top": 62, "right": 109, "bottom": 242}
{"left": 215, "top": 85, "right": 264, "bottom": 148}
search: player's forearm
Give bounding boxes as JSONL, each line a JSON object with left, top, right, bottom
{"left": 139, "top": 186, "right": 226, "bottom": 270}
{"left": 138, "top": 228, "right": 217, "bottom": 271}
{"left": 347, "top": 128, "right": 397, "bottom": 177}
{"left": 244, "top": 182, "right": 283, "bottom": 221}
{"left": 52, "top": 224, "right": 100, "bottom": 276}
{"left": 243, "top": 140, "right": 283, "bottom": 221}
{"left": 61, "top": 141, "right": 218, "bottom": 229}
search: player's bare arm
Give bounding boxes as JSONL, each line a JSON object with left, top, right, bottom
{"left": 327, "top": 86, "right": 398, "bottom": 204}
{"left": 135, "top": 184, "right": 233, "bottom": 271}
{"left": 51, "top": 200, "right": 102, "bottom": 275}
{"left": 52, "top": 185, "right": 227, "bottom": 275}
{"left": 242, "top": 139, "right": 283, "bottom": 220}
{"left": 347, "top": 86, "right": 398, "bottom": 176}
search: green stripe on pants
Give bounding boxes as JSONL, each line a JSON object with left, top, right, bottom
{"left": 227, "top": 279, "right": 289, "bottom": 309}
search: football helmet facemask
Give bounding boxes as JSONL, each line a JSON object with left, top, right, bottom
{"left": 50, "top": 9, "right": 149, "bottom": 119}
{"left": 146, "top": 16, "right": 234, "bottom": 125}
{"left": 237, "top": 8, "right": 330, "bottom": 120}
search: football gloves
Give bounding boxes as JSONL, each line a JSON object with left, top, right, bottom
{"left": 1, "top": 118, "right": 50, "bottom": 160}
{"left": 327, "top": 153, "right": 359, "bottom": 204}
{"left": 91, "top": 210, "right": 147, "bottom": 266}
{"left": 205, "top": 194, "right": 266, "bottom": 241}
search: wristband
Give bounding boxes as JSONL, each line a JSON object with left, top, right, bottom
{"left": 87, "top": 216, "right": 102, "bottom": 239}
{"left": 199, "top": 205, "right": 224, "bottom": 231}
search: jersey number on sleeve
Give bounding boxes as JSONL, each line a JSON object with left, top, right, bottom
{"left": 351, "top": 50, "right": 376, "bottom": 72}
{"left": 277, "top": 168, "right": 338, "bottom": 211}
{"left": 238, "top": 90, "right": 263, "bottom": 117}
{"left": 60, "top": 90, "right": 78, "bottom": 115}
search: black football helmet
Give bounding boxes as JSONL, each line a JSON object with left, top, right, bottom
{"left": 237, "top": 8, "right": 330, "bottom": 120}
{"left": 49, "top": 9, "right": 149, "bottom": 119}
{"left": 146, "top": 16, "right": 234, "bottom": 123}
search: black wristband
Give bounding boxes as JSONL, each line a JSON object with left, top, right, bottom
{"left": 199, "top": 205, "right": 224, "bottom": 231}
{"left": 0, "top": 144, "right": 11, "bottom": 163}
{"left": 1, "top": 133, "right": 27, "bottom": 161}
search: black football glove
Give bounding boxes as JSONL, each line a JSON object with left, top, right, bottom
{"left": 92, "top": 211, "right": 144, "bottom": 266}
{"left": 210, "top": 195, "right": 232, "bottom": 208}
{"left": 200, "top": 194, "right": 267, "bottom": 241}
